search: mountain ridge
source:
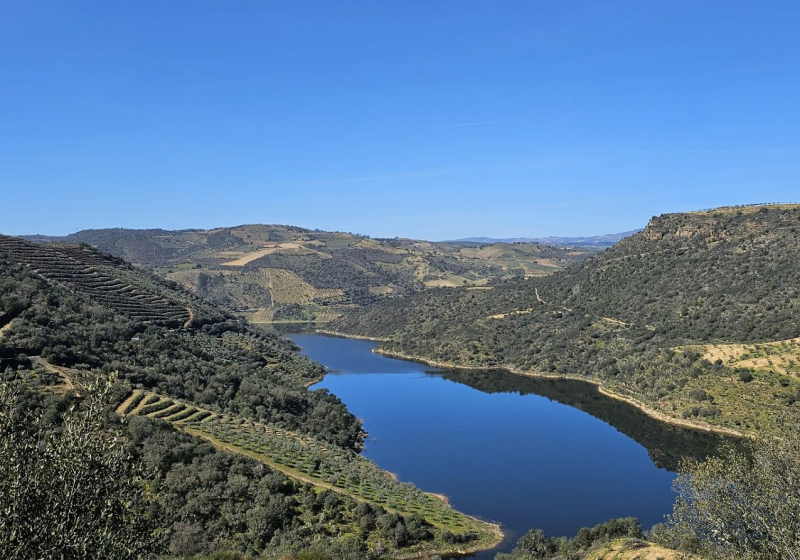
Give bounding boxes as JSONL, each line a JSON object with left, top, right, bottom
{"left": 449, "top": 229, "right": 641, "bottom": 247}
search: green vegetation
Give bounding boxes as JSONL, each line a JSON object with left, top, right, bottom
{"left": 0, "top": 380, "right": 161, "bottom": 560}
{"left": 651, "top": 420, "right": 800, "bottom": 559}
{"left": 120, "top": 391, "right": 498, "bottom": 554}
{"left": 30, "top": 224, "right": 594, "bottom": 323}
{"left": 333, "top": 204, "right": 800, "bottom": 434}
{"left": 495, "top": 518, "right": 696, "bottom": 560}
{"left": 0, "top": 235, "right": 498, "bottom": 558}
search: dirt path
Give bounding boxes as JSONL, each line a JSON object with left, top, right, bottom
{"left": 31, "top": 357, "right": 76, "bottom": 393}
{"left": 0, "top": 320, "right": 13, "bottom": 338}
{"left": 117, "top": 390, "right": 503, "bottom": 555}
{"left": 184, "top": 427, "right": 502, "bottom": 555}
{"left": 535, "top": 288, "right": 546, "bottom": 303}
{"left": 267, "top": 269, "right": 275, "bottom": 307}
{"left": 182, "top": 306, "right": 194, "bottom": 329}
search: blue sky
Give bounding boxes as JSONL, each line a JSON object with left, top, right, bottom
{"left": 1, "top": 1, "right": 799, "bottom": 239}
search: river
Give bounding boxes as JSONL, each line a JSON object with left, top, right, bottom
{"left": 288, "top": 333, "right": 729, "bottom": 558}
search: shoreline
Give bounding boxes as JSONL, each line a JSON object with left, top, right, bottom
{"left": 184, "top": 426, "right": 505, "bottom": 558}
{"left": 363, "top": 345, "right": 746, "bottom": 439}
{"left": 316, "top": 329, "right": 392, "bottom": 342}
{"left": 309, "top": 331, "right": 505, "bottom": 556}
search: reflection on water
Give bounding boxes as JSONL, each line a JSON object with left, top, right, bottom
{"left": 287, "top": 333, "right": 737, "bottom": 558}
{"left": 431, "top": 368, "right": 736, "bottom": 472}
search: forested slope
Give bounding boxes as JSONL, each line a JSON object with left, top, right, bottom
{"left": 29, "top": 225, "right": 593, "bottom": 323}
{"left": 0, "top": 235, "right": 498, "bottom": 558}
{"left": 332, "top": 204, "right": 800, "bottom": 434}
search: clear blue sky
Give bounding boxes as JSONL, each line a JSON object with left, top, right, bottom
{"left": 2, "top": 2, "right": 799, "bottom": 239}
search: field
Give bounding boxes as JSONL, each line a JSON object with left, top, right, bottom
{"left": 33, "top": 225, "right": 596, "bottom": 324}
{"left": 685, "top": 337, "right": 800, "bottom": 376}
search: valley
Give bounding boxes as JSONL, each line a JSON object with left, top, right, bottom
{"left": 291, "top": 333, "right": 734, "bottom": 557}
{"left": 3, "top": 203, "right": 799, "bottom": 559}
{"left": 29, "top": 225, "right": 595, "bottom": 324}
{"left": 331, "top": 204, "right": 800, "bottom": 436}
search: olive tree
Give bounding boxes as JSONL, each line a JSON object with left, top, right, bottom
{"left": 0, "top": 379, "right": 163, "bottom": 559}
{"left": 660, "top": 420, "right": 800, "bottom": 559}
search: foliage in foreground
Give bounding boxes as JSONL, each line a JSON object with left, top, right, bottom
{"left": 495, "top": 518, "right": 645, "bottom": 559}
{"left": 653, "top": 418, "right": 800, "bottom": 559}
{"left": 0, "top": 379, "right": 162, "bottom": 560}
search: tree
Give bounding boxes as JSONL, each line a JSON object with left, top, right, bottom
{"left": 0, "top": 379, "right": 164, "bottom": 559}
{"left": 661, "top": 420, "right": 800, "bottom": 559}
{"left": 513, "top": 528, "right": 556, "bottom": 558}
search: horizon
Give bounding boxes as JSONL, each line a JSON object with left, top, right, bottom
{"left": 14, "top": 201, "right": 796, "bottom": 242}
{"left": 3, "top": 2, "right": 800, "bottom": 238}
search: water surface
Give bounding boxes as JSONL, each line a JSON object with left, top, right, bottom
{"left": 289, "top": 333, "right": 728, "bottom": 557}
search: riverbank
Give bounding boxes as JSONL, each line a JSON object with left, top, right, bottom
{"left": 298, "top": 331, "right": 690, "bottom": 555}
{"left": 316, "top": 329, "right": 392, "bottom": 342}
{"left": 369, "top": 347, "right": 746, "bottom": 439}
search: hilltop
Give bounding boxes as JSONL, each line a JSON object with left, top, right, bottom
{"left": 28, "top": 225, "right": 594, "bottom": 324}
{"left": 0, "top": 234, "right": 500, "bottom": 558}
{"left": 332, "top": 204, "right": 800, "bottom": 434}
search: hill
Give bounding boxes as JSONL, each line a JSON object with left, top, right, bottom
{"left": 0, "top": 234, "right": 499, "bottom": 557}
{"left": 331, "top": 204, "right": 800, "bottom": 434}
{"left": 452, "top": 229, "right": 640, "bottom": 247}
{"left": 27, "top": 225, "right": 594, "bottom": 324}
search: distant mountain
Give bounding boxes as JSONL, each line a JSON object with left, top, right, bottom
{"left": 451, "top": 230, "right": 642, "bottom": 248}
{"left": 24, "top": 225, "right": 595, "bottom": 324}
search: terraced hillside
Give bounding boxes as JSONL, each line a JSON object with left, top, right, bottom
{"left": 117, "top": 390, "right": 500, "bottom": 553}
{"left": 0, "top": 234, "right": 220, "bottom": 327}
{"left": 0, "top": 237, "right": 499, "bottom": 557}
{"left": 333, "top": 204, "right": 800, "bottom": 435}
{"left": 29, "top": 225, "right": 595, "bottom": 323}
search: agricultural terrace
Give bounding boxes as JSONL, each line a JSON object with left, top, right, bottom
{"left": 117, "top": 390, "right": 502, "bottom": 553}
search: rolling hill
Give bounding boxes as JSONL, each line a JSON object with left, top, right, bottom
{"left": 331, "top": 204, "right": 800, "bottom": 435}
{"left": 28, "top": 225, "right": 595, "bottom": 324}
{"left": 0, "top": 234, "right": 500, "bottom": 557}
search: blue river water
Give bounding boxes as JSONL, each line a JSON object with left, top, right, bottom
{"left": 288, "top": 333, "right": 726, "bottom": 557}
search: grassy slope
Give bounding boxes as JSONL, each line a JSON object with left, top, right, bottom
{"left": 332, "top": 204, "right": 800, "bottom": 435}
{"left": 30, "top": 225, "right": 594, "bottom": 323}
{"left": 583, "top": 538, "right": 698, "bottom": 560}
